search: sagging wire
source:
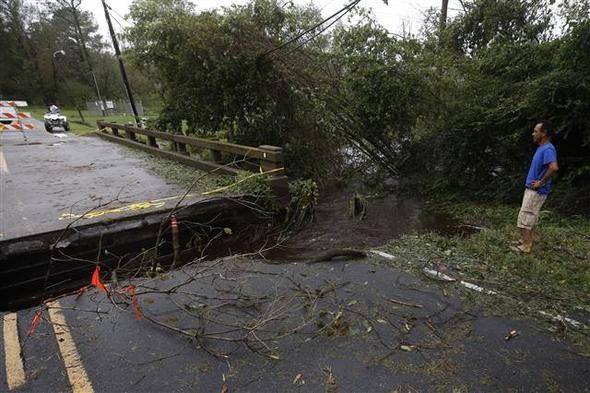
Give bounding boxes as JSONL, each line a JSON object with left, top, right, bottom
{"left": 258, "top": 0, "right": 361, "bottom": 60}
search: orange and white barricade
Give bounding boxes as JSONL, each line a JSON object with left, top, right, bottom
{"left": 0, "top": 110, "right": 33, "bottom": 120}
{"left": 0, "top": 101, "right": 28, "bottom": 107}
{"left": 0, "top": 100, "right": 35, "bottom": 132}
{"left": 0, "top": 121, "right": 36, "bottom": 131}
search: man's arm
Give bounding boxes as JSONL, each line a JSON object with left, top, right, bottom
{"left": 531, "top": 161, "right": 559, "bottom": 190}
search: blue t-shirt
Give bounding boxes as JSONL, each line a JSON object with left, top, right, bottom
{"left": 525, "top": 142, "right": 557, "bottom": 195}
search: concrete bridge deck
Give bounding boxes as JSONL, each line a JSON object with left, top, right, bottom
{"left": 0, "top": 122, "right": 192, "bottom": 241}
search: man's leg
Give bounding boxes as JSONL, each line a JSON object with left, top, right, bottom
{"left": 519, "top": 227, "right": 534, "bottom": 253}
{"left": 515, "top": 189, "right": 546, "bottom": 253}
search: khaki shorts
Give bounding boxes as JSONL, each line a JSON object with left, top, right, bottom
{"left": 517, "top": 189, "right": 547, "bottom": 230}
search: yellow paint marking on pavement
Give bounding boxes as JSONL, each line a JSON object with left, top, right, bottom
{"left": 47, "top": 301, "right": 94, "bottom": 393}
{"left": 3, "top": 313, "right": 26, "bottom": 390}
{"left": 58, "top": 192, "right": 203, "bottom": 221}
{"left": 0, "top": 151, "right": 9, "bottom": 175}
{"left": 59, "top": 200, "right": 167, "bottom": 220}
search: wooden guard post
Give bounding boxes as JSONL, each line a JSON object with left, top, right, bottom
{"left": 258, "top": 145, "right": 289, "bottom": 207}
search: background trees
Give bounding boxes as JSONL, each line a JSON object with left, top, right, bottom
{"left": 2, "top": 0, "right": 588, "bottom": 213}
{"left": 0, "top": 0, "right": 154, "bottom": 111}
{"left": 123, "top": 0, "right": 589, "bottom": 212}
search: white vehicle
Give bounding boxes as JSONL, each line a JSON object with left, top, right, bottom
{"left": 0, "top": 100, "right": 34, "bottom": 132}
{"left": 43, "top": 108, "right": 70, "bottom": 132}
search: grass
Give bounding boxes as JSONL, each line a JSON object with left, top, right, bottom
{"left": 28, "top": 105, "right": 144, "bottom": 136}
{"left": 374, "top": 200, "right": 590, "bottom": 352}
{"left": 126, "top": 148, "right": 232, "bottom": 192}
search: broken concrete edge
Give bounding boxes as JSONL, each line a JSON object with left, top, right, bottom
{"left": 0, "top": 196, "right": 257, "bottom": 257}
{"left": 422, "top": 268, "right": 496, "bottom": 294}
{"left": 369, "top": 250, "right": 396, "bottom": 260}
{"left": 0, "top": 196, "right": 274, "bottom": 311}
{"left": 93, "top": 131, "right": 290, "bottom": 208}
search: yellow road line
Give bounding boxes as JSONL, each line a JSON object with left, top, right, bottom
{"left": 47, "top": 301, "right": 94, "bottom": 393}
{"left": 3, "top": 313, "right": 26, "bottom": 390}
{"left": 0, "top": 151, "right": 9, "bottom": 175}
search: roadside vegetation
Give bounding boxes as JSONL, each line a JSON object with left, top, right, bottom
{"left": 119, "top": 0, "right": 590, "bottom": 215}
{"left": 3, "top": 0, "right": 588, "bottom": 211}
{"left": 377, "top": 201, "right": 590, "bottom": 351}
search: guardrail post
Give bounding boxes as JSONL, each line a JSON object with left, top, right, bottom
{"left": 112, "top": 125, "right": 119, "bottom": 137}
{"left": 177, "top": 142, "right": 188, "bottom": 155}
{"left": 258, "top": 145, "right": 290, "bottom": 207}
{"left": 125, "top": 122, "right": 137, "bottom": 141}
{"left": 148, "top": 136, "right": 157, "bottom": 148}
{"left": 211, "top": 149, "right": 222, "bottom": 163}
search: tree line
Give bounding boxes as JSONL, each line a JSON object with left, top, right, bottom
{"left": 2, "top": 0, "right": 588, "bottom": 214}
{"left": 124, "top": 0, "right": 589, "bottom": 213}
{"left": 0, "top": 0, "right": 155, "bottom": 118}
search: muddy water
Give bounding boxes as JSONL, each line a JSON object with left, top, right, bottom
{"left": 265, "top": 189, "right": 467, "bottom": 261}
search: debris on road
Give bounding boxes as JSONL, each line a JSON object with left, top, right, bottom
{"left": 370, "top": 249, "right": 397, "bottom": 260}
{"left": 292, "top": 373, "right": 305, "bottom": 385}
{"left": 460, "top": 280, "right": 497, "bottom": 295}
{"left": 384, "top": 296, "right": 423, "bottom": 309}
{"left": 539, "top": 311, "right": 586, "bottom": 329}
{"left": 505, "top": 329, "right": 519, "bottom": 341}
{"left": 423, "top": 268, "right": 456, "bottom": 282}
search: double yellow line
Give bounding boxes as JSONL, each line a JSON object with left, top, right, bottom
{"left": 2, "top": 302, "right": 94, "bottom": 392}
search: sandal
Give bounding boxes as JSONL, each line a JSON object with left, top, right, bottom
{"left": 509, "top": 245, "right": 530, "bottom": 254}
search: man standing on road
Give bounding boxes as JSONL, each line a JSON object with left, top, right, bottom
{"left": 512, "top": 121, "right": 559, "bottom": 253}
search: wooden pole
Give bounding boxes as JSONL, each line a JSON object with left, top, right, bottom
{"left": 440, "top": 0, "right": 449, "bottom": 32}
{"left": 101, "top": 0, "right": 140, "bottom": 126}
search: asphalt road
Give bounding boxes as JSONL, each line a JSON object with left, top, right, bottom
{"left": 0, "top": 120, "right": 187, "bottom": 241}
{"left": 1, "top": 255, "right": 589, "bottom": 392}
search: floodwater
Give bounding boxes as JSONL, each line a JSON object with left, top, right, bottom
{"left": 265, "top": 187, "right": 470, "bottom": 261}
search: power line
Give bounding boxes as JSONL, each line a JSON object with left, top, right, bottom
{"left": 259, "top": 0, "right": 361, "bottom": 59}
{"left": 105, "top": 2, "right": 130, "bottom": 25}
{"left": 291, "top": 3, "right": 355, "bottom": 53}
{"left": 108, "top": 10, "right": 127, "bottom": 32}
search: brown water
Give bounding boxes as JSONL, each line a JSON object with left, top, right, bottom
{"left": 264, "top": 189, "right": 473, "bottom": 261}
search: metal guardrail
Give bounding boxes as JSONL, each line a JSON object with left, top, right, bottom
{"left": 96, "top": 121, "right": 290, "bottom": 205}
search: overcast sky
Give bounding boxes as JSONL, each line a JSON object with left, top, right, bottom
{"left": 82, "top": 0, "right": 461, "bottom": 41}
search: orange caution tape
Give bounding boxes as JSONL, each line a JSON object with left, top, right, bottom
{"left": 120, "top": 285, "right": 142, "bottom": 320}
{"left": 85, "top": 266, "right": 141, "bottom": 320}
{"left": 76, "top": 285, "right": 88, "bottom": 298}
{"left": 91, "top": 265, "right": 108, "bottom": 293}
{"left": 27, "top": 309, "right": 44, "bottom": 337}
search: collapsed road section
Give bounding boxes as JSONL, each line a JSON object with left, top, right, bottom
{"left": 0, "top": 196, "right": 272, "bottom": 311}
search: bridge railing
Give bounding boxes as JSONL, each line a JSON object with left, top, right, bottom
{"left": 96, "top": 120, "right": 289, "bottom": 205}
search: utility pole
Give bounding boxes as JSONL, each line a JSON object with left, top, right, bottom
{"left": 58, "top": 0, "right": 106, "bottom": 116}
{"left": 101, "top": 0, "right": 140, "bottom": 126}
{"left": 440, "top": 0, "right": 449, "bottom": 33}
